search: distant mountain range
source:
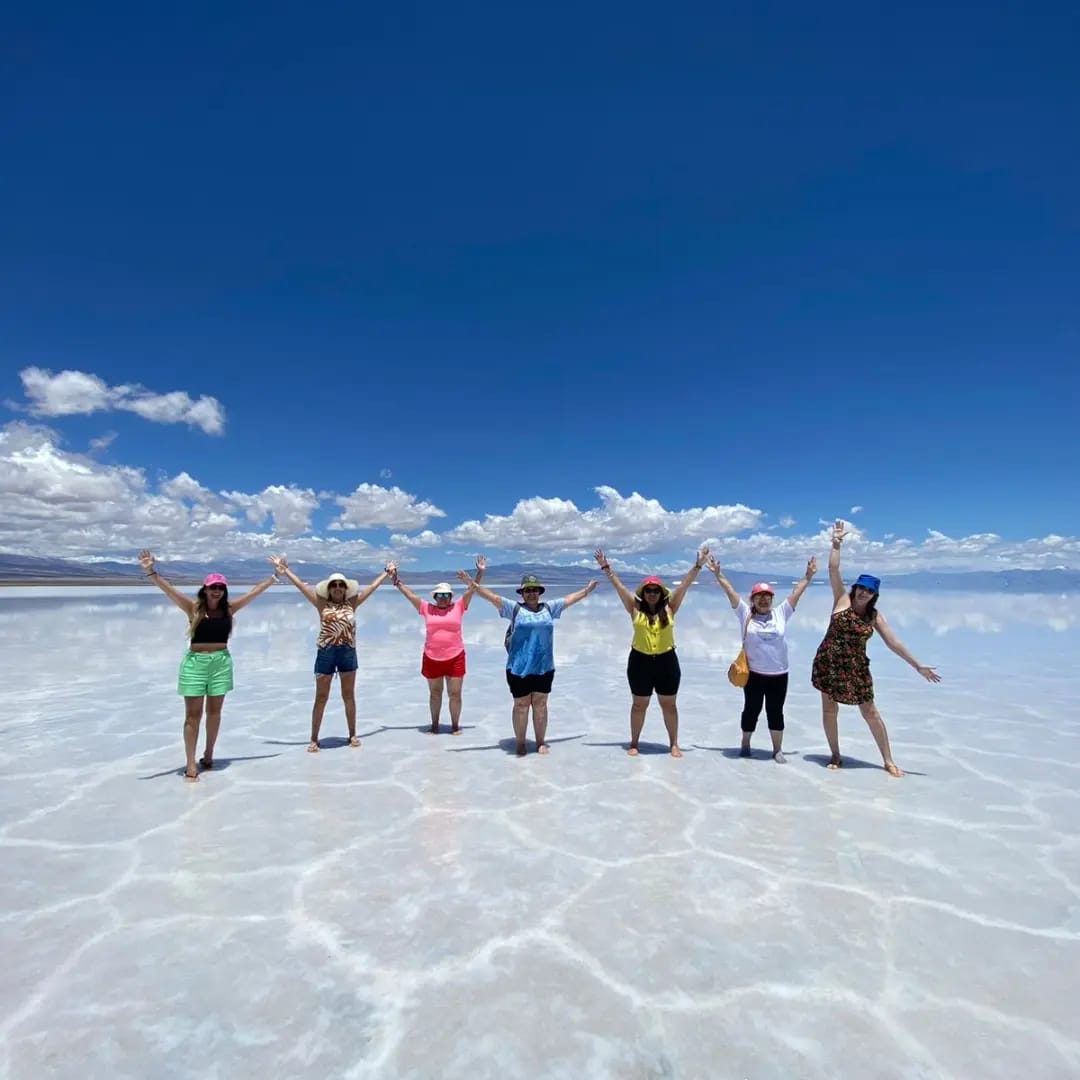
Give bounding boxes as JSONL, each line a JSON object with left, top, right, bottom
{"left": 0, "top": 554, "right": 1076, "bottom": 593}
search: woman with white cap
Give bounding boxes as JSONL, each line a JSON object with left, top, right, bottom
{"left": 388, "top": 555, "right": 486, "bottom": 734}
{"left": 138, "top": 549, "right": 280, "bottom": 781}
{"left": 811, "top": 520, "right": 941, "bottom": 776}
{"left": 593, "top": 546, "right": 710, "bottom": 758}
{"left": 270, "top": 556, "right": 392, "bottom": 751}
{"left": 708, "top": 554, "right": 817, "bottom": 763}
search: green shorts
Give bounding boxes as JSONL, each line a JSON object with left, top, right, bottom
{"left": 177, "top": 650, "right": 234, "bottom": 697}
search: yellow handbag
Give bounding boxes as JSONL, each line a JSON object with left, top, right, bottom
{"left": 727, "top": 616, "right": 750, "bottom": 688}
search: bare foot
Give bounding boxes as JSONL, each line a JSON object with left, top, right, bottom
{"left": 884, "top": 761, "right": 904, "bottom": 778}
{"left": 537, "top": 743, "right": 550, "bottom": 755}
{"left": 515, "top": 741, "right": 527, "bottom": 757}
{"left": 307, "top": 741, "right": 320, "bottom": 753}
{"left": 739, "top": 745, "right": 751, "bottom": 758}
{"left": 184, "top": 767, "right": 199, "bottom": 783}
{"left": 199, "top": 755, "right": 213, "bottom": 770}
{"left": 670, "top": 745, "right": 683, "bottom": 758}
{"left": 428, "top": 723, "right": 439, "bottom": 735}
{"left": 627, "top": 744, "right": 640, "bottom": 756}
{"left": 451, "top": 725, "right": 463, "bottom": 736}
{"left": 348, "top": 736, "right": 361, "bottom": 748}
{"left": 827, "top": 754, "right": 843, "bottom": 769}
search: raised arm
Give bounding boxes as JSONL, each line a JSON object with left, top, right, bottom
{"left": 456, "top": 569, "right": 505, "bottom": 610}
{"left": 354, "top": 567, "right": 391, "bottom": 608}
{"left": 388, "top": 562, "right": 423, "bottom": 613}
{"left": 231, "top": 568, "right": 280, "bottom": 612}
{"left": 874, "top": 612, "right": 942, "bottom": 683}
{"left": 462, "top": 554, "right": 486, "bottom": 611}
{"left": 828, "top": 520, "right": 849, "bottom": 607}
{"left": 138, "top": 549, "right": 194, "bottom": 615}
{"left": 706, "top": 554, "right": 740, "bottom": 609}
{"left": 269, "top": 555, "right": 320, "bottom": 608}
{"left": 562, "top": 579, "right": 598, "bottom": 610}
{"left": 669, "top": 546, "right": 709, "bottom": 614}
{"left": 594, "top": 548, "right": 637, "bottom": 615}
{"left": 787, "top": 556, "right": 818, "bottom": 610}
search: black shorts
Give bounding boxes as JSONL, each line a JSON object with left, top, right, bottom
{"left": 506, "top": 669, "right": 555, "bottom": 698}
{"left": 626, "top": 648, "right": 681, "bottom": 697}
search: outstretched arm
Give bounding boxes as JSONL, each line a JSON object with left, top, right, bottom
{"left": 828, "top": 520, "right": 849, "bottom": 607}
{"left": 232, "top": 570, "right": 280, "bottom": 612}
{"left": 138, "top": 549, "right": 194, "bottom": 615}
{"left": 787, "top": 556, "right": 818, "bottom": 610}
{"left": 269, "top": 556, "right": 321, "bottom": 608}
{"left": 354, "top": 567, "right": 391, "bottom": 608}
{"left": 562, "top": 580, "right": 598, "bottom": 610}
{"left": 706, "top": 555, "right": 740, "bottom": 609}
{"left": 669, "top": 546, "right": 709, "bottom": 614}
{"left": 456, "top": 569, "right": 505, "bottom": 610}
{"left": 462, "top": 554, "right": 486, "bottom": 611}
{"left": 388, "top": 563, "right": 423, "bottom": 613}
{"left": 594, "top": 548, "right": 637, "bottom": 615}
{"left": 875, "top": 612, "right": 942, "bottom": 683}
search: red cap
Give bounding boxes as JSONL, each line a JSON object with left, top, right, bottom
{"left": 203, "top": 573, "right": 228, "bottom": 587}
{"left": 750, "top": 582, "right": 774, "bottom": 597}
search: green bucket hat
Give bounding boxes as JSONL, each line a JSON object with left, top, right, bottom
{"left": 516, "top": 573, "right": 546, "bottom": 595}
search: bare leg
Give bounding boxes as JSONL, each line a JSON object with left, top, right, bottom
{"left": 512, "top": 695, "right": 530, "bottom": 755}
{"left": 426, "top": 676, "right": 444, "bottom": 733}
{"left": 201, "top": 695, "right": 225, "bottom": 767}
{"left": 183, "top": 696, "right": 204, "bottom": 781}
{"left": 339, "top": 670, "right": 359, "bottom": 746}
{"left": 858, "top": 701, "right": 903, "bottom": 776}
{"left": 310, "top": 675, "right": 332, "bottom": 751}
{"left": 820, "top": 691, "right": 841, "bottom": 767}
{"left": 448, "top": 677, "right": 464, "bottom": 733}
{"left": 658, "top": 694, "right": 682, "bottom": 757}
{"left": 628, "top": 695, "right": 650, "bottom": 755}
{"left": 532, "top": 693, "right": 550, "bottom": 753}
{"left": 769, "top": 727, "right": 784, "bottom": 757}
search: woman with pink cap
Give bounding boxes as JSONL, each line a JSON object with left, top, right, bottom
{"left": 269, "top": 556, "right": 392, "bottom": 752}
{"left": 708, "top": 554, "right": 817, "bottom": 763}
{"left": 811, "top": 520, "right": 941, "bottom": 776}
{"left": 387, "top": 555, "right": 486, "bottom": 734}
{"left": 138, "top": 549, "right": 280, "bottom": 782}
{"left": 594, "top": 546, "right": 710, "bottom": 757}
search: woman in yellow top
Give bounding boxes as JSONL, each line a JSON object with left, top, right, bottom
{"left": 594, "top": 546, "right": 709, "bottom": 757}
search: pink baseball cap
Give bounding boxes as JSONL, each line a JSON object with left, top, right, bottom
{"left": 203, "top": 573, "right": 228, "bottom": 587}
{"left": 750, "top": 582, "right": 774, "bottom": 597}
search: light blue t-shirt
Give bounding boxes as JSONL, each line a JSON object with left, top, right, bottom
{"left": 499, "top": 597, "right": 566, "bottom": 676}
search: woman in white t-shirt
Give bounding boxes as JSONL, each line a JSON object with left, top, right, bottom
{"left": 708, "top": 555, "right": 817, "bottom": 763}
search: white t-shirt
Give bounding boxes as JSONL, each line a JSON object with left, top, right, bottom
{"left": 735, "top": 599, "right": 795, "bottom": 675}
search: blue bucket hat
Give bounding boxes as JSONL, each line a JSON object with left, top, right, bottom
{"left": 853, "top": 573, "right": 881, "bottom": 593}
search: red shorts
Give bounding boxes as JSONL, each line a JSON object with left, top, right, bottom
{"left": 421, "top": 651, "right": 466, "bottom": 679}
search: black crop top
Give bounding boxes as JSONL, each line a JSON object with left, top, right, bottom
{"left": 191, "top": 614, "right": 232, "bottom": 644}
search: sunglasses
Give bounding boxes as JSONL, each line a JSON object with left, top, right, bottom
{"left": 434, "top": 592, "right": 452, "bottom": 600}
{"left": 206, "top": 584, "right": 226, "bottom": 591}
{"left": 329, "top": 581, "right": 347, "bottom": 588}
{"left": 642, "top": 587, "right": 662, "bottom": 595}
{"left": 522, "top": 587, "right": 542, "bottom": 593}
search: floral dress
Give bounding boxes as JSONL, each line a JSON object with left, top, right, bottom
{"left": 811, "top": 608, "right": 876, "bottom": 705}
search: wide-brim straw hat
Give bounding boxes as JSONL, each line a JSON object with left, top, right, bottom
{"left": 316, "top": 572, "right": 359, "bottom": 599}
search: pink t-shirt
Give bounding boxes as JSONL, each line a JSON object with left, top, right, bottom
{"left": 419, "top": 598, "right": 466, "bottom": 661}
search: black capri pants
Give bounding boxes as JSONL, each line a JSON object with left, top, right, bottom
{"left": 627, "top": 648, "right": 682, "bottom": 697}
{"left": 742, "top": 671, "right": 789, "bottom": 732}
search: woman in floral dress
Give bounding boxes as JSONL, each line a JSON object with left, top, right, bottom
{"left": 812, "top": 520, "right": 941, "bottom": 776}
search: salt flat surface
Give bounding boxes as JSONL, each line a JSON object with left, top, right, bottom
{"left": 1, "top": 584, "right": 1078, "bottom": 1080}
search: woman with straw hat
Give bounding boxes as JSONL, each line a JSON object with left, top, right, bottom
{"left": 455, "top": 568, "right": 598, "bottom": 756}
{"left": 138, "top": 549, "right": 280, "bottom": 782}
{"left": 811, "top": 520, "right": 941, "bottom": 776}
{"left": 708, "top": 554, "right": 817, "bottom": 763}
{"left": 594, "top": 546, "right": 710, "bottom": 758}
{"left": 388, "top": 555, "right": 486, "bottom": 734}
{"left": 270, "top": 557, "right": 392, "bottom": 751}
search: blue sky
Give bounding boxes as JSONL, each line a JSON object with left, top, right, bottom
{"left": 2, "top": 1, "right": 1078, "bottom": 573}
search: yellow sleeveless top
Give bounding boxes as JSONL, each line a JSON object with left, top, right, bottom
{"left": 631, "top": 609, "right": 675, "bottom": 655}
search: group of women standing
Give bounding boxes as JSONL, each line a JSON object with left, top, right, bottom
{"left": 139, "top": 519, "right": 940, "bottom": 782}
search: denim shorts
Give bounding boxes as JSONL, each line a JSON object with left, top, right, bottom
{"left": 315, "top": 644, "right": 358, "bottom": 676}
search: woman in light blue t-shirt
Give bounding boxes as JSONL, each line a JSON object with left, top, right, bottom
{"left": 457, "top": 570, "right": 596, "bottom": 756}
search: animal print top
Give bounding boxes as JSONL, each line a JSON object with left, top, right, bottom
{"left": 317, "top": 602, "right": 356, "bottom": 647}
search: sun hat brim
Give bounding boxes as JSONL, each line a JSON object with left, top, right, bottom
{"left": 316, "top": 575, "right": 360, "bottom": 599}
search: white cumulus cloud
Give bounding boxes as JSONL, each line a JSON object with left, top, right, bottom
{"left": 330, "top": 484, "right": 446, "bottom": 531}
{"left": 19, "top": 367, "right": 226, "bottom": 435}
